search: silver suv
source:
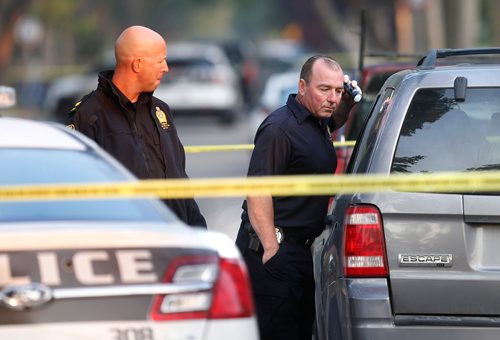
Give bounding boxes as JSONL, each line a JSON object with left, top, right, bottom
{"left": 313, "top": 48, "right": 500, "bottom": 340}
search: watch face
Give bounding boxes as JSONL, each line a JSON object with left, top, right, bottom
{"left": 275, "top": 227, "right": 283, "bottom": 244}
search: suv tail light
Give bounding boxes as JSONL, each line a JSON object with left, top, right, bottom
{"left": 343, "top": 205, "right": 388, "bottom": 277}
{"left": 150, "top": 255, "right": 255, "bottom": 321}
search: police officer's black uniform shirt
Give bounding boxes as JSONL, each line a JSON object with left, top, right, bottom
{"left": 242, "top": 94, "right": 337, "bottom": 237}
{"left": 69, "top": 71, "right": 207, "bottom": 228}
{"left": 129, "top": 96, "right": 165, "bottom": 179}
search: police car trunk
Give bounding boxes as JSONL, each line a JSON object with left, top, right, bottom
{"left": 0, "top": 222, "right": 257, "bottom": 340}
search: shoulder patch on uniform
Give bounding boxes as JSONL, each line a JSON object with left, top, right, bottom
{"left": 70, "top": 91, "right": 94, "bottom": 113}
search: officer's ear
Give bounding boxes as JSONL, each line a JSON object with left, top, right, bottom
{"left": 298, "top": 78, "right": 306, "bottom": 96}
{"left": 132, "top": 58, "right": 142, "bottom": 73}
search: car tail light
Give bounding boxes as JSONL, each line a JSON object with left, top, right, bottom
{"left": 343, "top": 205, "right": 388, "bottom": 277}
{"left": 208, "top": 258, "right": 254, "bottom": 319}
{"left": 150, "top": 255, "right": 254, "bottom": 321}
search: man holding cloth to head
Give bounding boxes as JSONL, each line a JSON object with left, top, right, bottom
{"left": 68, "top": 26, "right": 206, "bottom": 228}
{"left": 236, "top": 55, "right": 360, "bottom": 339}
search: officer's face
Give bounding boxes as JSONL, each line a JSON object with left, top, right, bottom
{"left": 141, "top": 40, "right": 169, "bottom": 92}
{"left": 298, "top": 60, "right": 344, "bottom": 120}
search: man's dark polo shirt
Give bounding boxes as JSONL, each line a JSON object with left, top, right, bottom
{"left": 242, "top": 94, "right": 337, "bottom": 237}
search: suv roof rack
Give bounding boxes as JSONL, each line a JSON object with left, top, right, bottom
{"left": 364, "top": 51, "right": 422, "bottom": 59}
{"left": 417, "top": 48, "right": 500, "bottom": 69}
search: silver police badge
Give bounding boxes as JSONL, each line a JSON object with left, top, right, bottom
{"left": 275, "top": 227, "right": 284, "bottom": 244}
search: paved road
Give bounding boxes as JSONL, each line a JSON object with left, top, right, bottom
{"left": 176, "top": 115, "right": 255, "bottom": 241}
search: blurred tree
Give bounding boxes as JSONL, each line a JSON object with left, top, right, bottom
{"left": 443, "top": 0, "right": 480, "bottom": 48}
{"left": 272, "top": 0, "right": 335, "bottom": 51}
{"left": 272, "top": 0, "right": 396, "bottom": 54}
{"left": 357, "top": 0, "right": 397, "bottom": 51}
{"left": 32, "top": 1, "right": 110, "bottom": 67}
{"left": 0, "top": 0, "right": 32, "bottom": 82}
{"left": 481, "top": 0, "right": 500, "bottom": 46}
{"left": 1, "top": 0, "right": 287, "bottom": 78}
{"left": 108, "top": 0, "right": 229, "bottom": 41}
{"left": 233, "top": 0, "right": 288, "bottom": 40}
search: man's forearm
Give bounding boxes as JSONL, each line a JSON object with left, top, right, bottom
{"left": 246, "top": 195, "right": 279, "bottom": 262}
{"left": 331, "top": 100, "right": 354, "bottom": 130}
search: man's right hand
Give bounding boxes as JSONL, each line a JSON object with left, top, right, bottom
{"left": 262, "top": 242, "right": 279, "bottom": 264}
{"left": 247, "top": 195, "right": 279, "bottom": 264}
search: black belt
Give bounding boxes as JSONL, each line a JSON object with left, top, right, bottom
{"left": 277, "top": 227, "right": 316, "bottom": 246}
{"left": 244, "top": 222, "right": 315, "bottom": 248}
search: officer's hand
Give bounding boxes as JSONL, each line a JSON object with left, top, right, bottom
{"left": 342, "top": 75, "right": 362, "bottom": 103}
{"left": 262, "top": 243, "right": 279, "bottom": 264}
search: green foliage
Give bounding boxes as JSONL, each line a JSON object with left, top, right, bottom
{"left": 28, "top": 0, "right": 107, "bottom": 63}
{"left": 31, "top": 0, "right": 79, "bottom": 28}
{"left": 233, "top": 0, "right": 288, "bottom": 39}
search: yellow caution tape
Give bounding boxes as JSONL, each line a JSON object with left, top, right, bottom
{"left": 184, "top": 144, "right": 254, "bottom": 153}
{"left": 184, "top": 140, "right": 356, "bottom": 153}
{"left": 1, "top": 171, "right": 500, "bottom": 201}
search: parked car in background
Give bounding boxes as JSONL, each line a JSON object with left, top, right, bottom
{"left": 43, "top": 73, "right": 96, "bottom": 122}
{"left": 248, "top": 70, "right": 299, "bottom": 140}
{"left": 43, "top": 50, "right": 115, "bottom": 123}
{"left": 154, "top": 42, "right": 244, "bottom": 124}
{"left": 254, "top": 39, "right": 309, "bottom": 91}
{"left": 0, "top": 117, "right": 258, "bottom": 339}
{"left": 220, "top": 40, "right": 260, "bottom": 107}
{"left": 45, "top": 42, "right": 244, "bottom": 125}
{"left": 313, "top": 48, "right": 500, "bottom": 340}
{"left": 0, "top": 86, "right": 16, "bottom": 109}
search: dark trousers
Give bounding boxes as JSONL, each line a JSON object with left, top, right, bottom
{"left": 236, "top": 221, "right": 315, "bottom": 340}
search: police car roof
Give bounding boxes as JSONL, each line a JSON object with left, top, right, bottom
{"left": 0, "top": 117, "right": 86, "bottom": 150}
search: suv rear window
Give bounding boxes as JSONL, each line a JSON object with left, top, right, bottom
{"left": 392, "top": 88, "right": 500, "bottom": 173}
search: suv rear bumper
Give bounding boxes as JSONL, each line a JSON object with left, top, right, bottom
{"left": 351, "top": 326, "right": 500, "bottom": 340}
{"left": 336, "top": 278, "right": 500, "bottom": 340}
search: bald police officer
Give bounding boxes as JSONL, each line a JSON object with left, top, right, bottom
{"left": 68, "top": 26, "right": 206, "bottom": 228}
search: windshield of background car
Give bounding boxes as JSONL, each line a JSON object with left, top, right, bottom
{"left": 163, "top": 57, "right": 216, "bottom": 83}
{"left": 0, "top": 149, "right": 175, "bottom": 222}
{"left": 392, "top": 87, "right": 500, "bottom": 173}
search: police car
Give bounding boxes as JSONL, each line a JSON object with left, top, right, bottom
{"left": 0, "top": 116, "right": 258, "bottom": 340}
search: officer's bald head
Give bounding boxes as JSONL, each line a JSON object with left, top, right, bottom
{"left": 115, "top": 26, "right": 166, "bottom": 66}
{"left": 111, "top": 26, "right": 168, "bottom": 100}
